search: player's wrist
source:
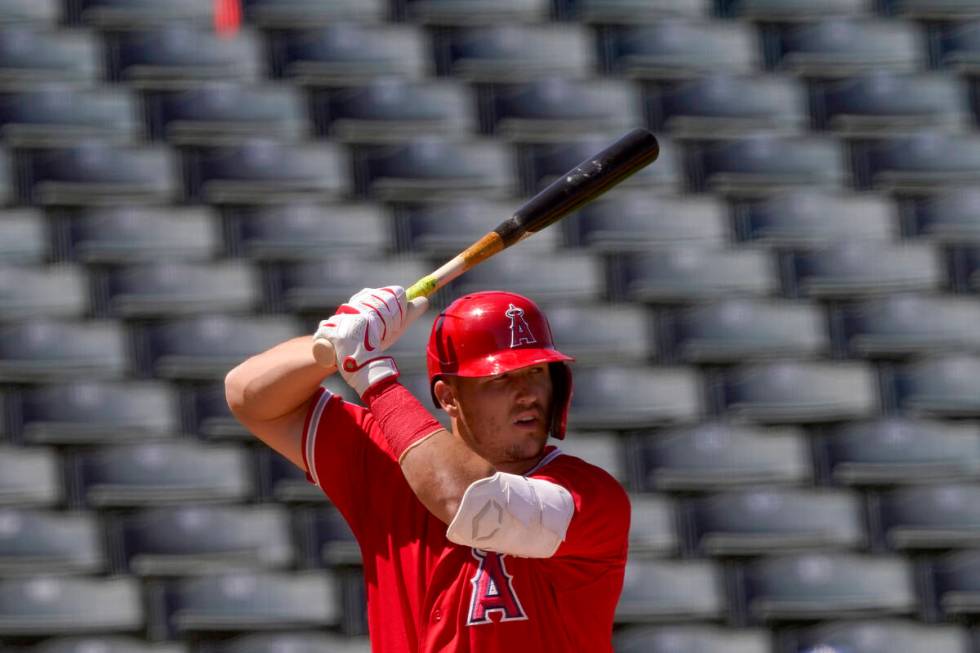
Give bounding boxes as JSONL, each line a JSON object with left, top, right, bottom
{"left": 362, "top": 377, "right": 443, "bottom": 462}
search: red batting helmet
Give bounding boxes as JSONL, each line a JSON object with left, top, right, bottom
{"left": 426, "top": 291, "right": 574, "bottom": 439}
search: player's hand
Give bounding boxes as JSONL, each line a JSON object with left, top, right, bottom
{"left": 314, "top": 286, "right": 428, "bottom": 396}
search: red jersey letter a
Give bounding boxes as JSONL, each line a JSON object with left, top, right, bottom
{"left": 467, "top": 549, "right": 528, "bottom": 626}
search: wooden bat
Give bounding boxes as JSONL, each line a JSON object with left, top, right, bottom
{"left": 312, "top": 128, "right": 660, "bottom": 367}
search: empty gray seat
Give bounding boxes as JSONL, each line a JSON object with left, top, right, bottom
{"left": 0, "top": 319, "right": 128, "bottom": 382}
{"left": 570, "top": 366, "right": 702, "bottom": 429}
{"left": 75, "top": 0, "right": 214, "bottom": 28}
{"left": 0, "top": 265, "right": 88, "bottom": 321}
{"left": 789, "top": 619, "right": 971, "bottom": 653}
{"left": 451, "top": 251, "right": 604, "bottom": 303}
{"left": 0, "top": 208, "right": 45, "bottom": 264}
{"left": 0, "top": 85, "right": 139, "bottom": 146}
{"left": 625, "top": 494, "right": 679, "bottom": 558}
{"left": 558, "top": 0, "right": 711, "bottom": 22}
{"left": 788, "top": 242, "right": 943, "bottom": 298}
{"left": 259, "top": 446, "right": 330, "bottom": 504}
{"left": 818, "top": 418, "right": 980, "bottom": 486}
{"left": 909, "top": 189, "right": 980, "bottom": 243}
{"left": 876, "top": 484, "right": 980, "bottom": 551}
{"left": 939, "top": 20, "right": 980, "bottom": 73}
{"left": 890, "top": 355, "right": 980, "bottom": 417}
{"left": 721, "top": 361, "right": 877, "bottom": 423}
{"left": 856, "top": 132, "right": 980, "bottom": 192}
{"left": 0, "top": 0, "right": 59, "bottom": 25}
{"left": 0, "top": 509, "right": 104, "bottom": 575}
{"left": 205, "top": 631, "right": 370, "bottom": 653}
{"left": 556, "top": 432, "right": 628, "bottom": 482}
{"left": 616, "top": 558, "right": 725, "bottom": 623}
{"left": 957, "top": 244, "right": 980, "bottom": 291}
{"left": 0, "top": 446, "right": 62, "bottom": 507}
{"left": 400, "top": 0, "right": 551, "bottom": 24}
{"left": 931, "top": 549, "right": 980, "bottom": 618}
{"left": 299, "top": 505, "right": 360, "bottom": 567}
{"left": 775, "top": 19, "right": 924, "bottom": 77}
{"left": 544, "top": 303, "right": 655, "bottom": 365}
{"left": 0, "top": 576, "right": 143, "bottom": 637}
{"left": 884, "top": 0, "right": 980, "bottom": 18}
{"left": 17, "top": 637, "right": 188, "bottom": 653}
{"left": 0, "top": 26, "right": 101, "bottom": 87}
{"left": 740, "top": 553, "right": 915, "bottom": 623}
{"left": 615, "top": 625, "right": 771, "bottom": 653}
{"left": 633, "top": 422, "right": 812, "bottom": 492}
{"left": 688, "top": 488, "right": 865, "bottom": 556}
{"left": 720, "top": 0, "right": 870, "bottom": 20}
{"left": 186, "top": 382, "right": 251, "bottom": 442}
{"left": 242, "top": 0, "right": 384, "bottom": 26}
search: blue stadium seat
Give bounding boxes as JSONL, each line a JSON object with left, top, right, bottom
{"left": 299, "top": 505, "right": 360, "bottom": 567}
{"left": 565, "top": 194, "right": 729, "bottom": 252}
{"left": 662, "top": 298, "right": 829, "bottom": 364}
{"left": 0, "top": 264, "right": 88, "bottom": 321}
{"left": 313, "top": 78, "right": 474, "bottom": 143}
{"left": 185, "top": 139, "right": 348, "bottom": 204}
{"left": 694, "top": 136, "right": 845, "bottom": 196}
{"left": 813, "top": 72, "right": 967, "bottom": 135}
{"left": 788, "top": 620, "right": 971, "bottom": 653}
{"left": 20, "top": 141, "right": 178, "bottom": 206}
{"left": 624, "top": 494, "right": 679, "bottom": 557}
{"left": 0, "top": 208, "right": 47, "bottom": 264}
{"left": 908, "top": 189, "right": 980, "bottom": 243}
{"left": 787, "top": 242, "right": 943, "bottom": 298}
{"left": 884, "top": 0, "right": 980, "bottom": 19}
{"left": 450, "top": 251, "right": 604, "bottom": 303}
{"left": 600, "top": 21, "right": 760, "bottom": 79}
{"left": 96, "top": 261, "right": 260, "bottom": 318}
{"left": 557, "top": 431, "right": 627, "bottom": 482}
{"left": 353, "top": 139, "right": 513, "bottom": 201}
{"left": 242, "top": 0, "right": 385, "bottom": 26}
{"left": 557, "top": 0, "right": 711, "bottom": 22}
{"left": 0, "top": 576, "right": 143, "bottom": 637}
{"left": 482, "top": 77, "right": 640, "bottom": 141}
{"left": 632, "top": 422, "right": 812, "bottom": 492}
{"left": 434, "top": 25, "right": 593, "bottom": 82}
{"left": 818, "top": 418, "right": 980, "bottom": 486}
{"left": 688, "top": 488, "right": 865, "bottom": 556}
{"left": 721, "top": 361, "right": 877, "bottom": 423}
{"left": 0, "top": 445, "right": 62, "bottom": 507}
{"left": 890, "top": 355, "right": 980, "bottom": 417}
{"left": 0, "top": 0, "right": 59, "bottom": 25}
{"left": 399, "top": 0, "right": 551, "bottom": 24}
{"left": 854, "top": 132, "right": 980, "bottom": 193}
{"left": 0, "top": 319, "right": 128, "bottom": 383}
{"left": 185, "top": 382, "right": 251, "bottom": 442}
{"left": 270, "top": 25, "right": 429, "bottom": 86}
{"left": 608, "top": 248, "right": 778, "bottom": 304}
{"left": 735, "top": 190, "right": 896, "bottom": 246}
{"left": 72, "top": 441, "right": 253, "bottom": 507}
{"left": 62, "top": 206, "right": 219, "bottom": 264}
{"left": 158, "top": 571, "right": 341, "bottom": 636}
{"left": 17, "top": 638, "right": 188, "bottom": 653}
{"left": 0, "top": 85, "right": 139, "bottom": 146}
{"left": 616, "top": 558, "right": 725, "bottom": 623}
{"left": 107, "top": 26, "right": 263, "bottom": 87}
{"left": 875, "top": 484, "right": 980, "bottom": 551}
{"left": 0, "top": 26, "right": 102, "bottom": 87}
{"left": 719, "top": 0, "right": 870, "bottom": 20}
{"left": 134, "top": 315, "right": 300, "bottom": 380}
{"left": 651, "top": 74, "right": 807, "bottom": 139}
{"left": 931, "top": 549, "right": 980, "bottom": 619}
{"left": 0, "top": 508, "right": 104, "bottom": 575}
{"left": 939, "top": 20, "right": 980, "bottom": 74}
{"left": 615, "top": 625, "right": 771, "bottom": 653}
{"left": 543, "top": 302, "right": 654, "bottom": 365}
{"left": 739, "top": 553, "right": 915, "bottom": 624}
{"left": 144, "top": 83, "right": 309, "bottom": 145}
{"left": 110, "top": 505, "right": 293, "bottom": 576}
{"left": 837, "top": 294, "right": 980, "bottom": 358}
{"left": 14, "top": 381, "right": 177, "bottom": 445}
{"left": 570, "top": 366, "right": 701, "bottom": 429}
{"left": 75, "top": 0, "right": 213, "bottom": 28}
{"left": 774, "top": 19, "right": 924, "bottom": 77}
{"left": 203, "top": 631, "right": 370, "bottom": 653}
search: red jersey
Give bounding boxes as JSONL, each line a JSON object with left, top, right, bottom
{"left": 300, "top": 387, "right": 631, "bottom": 653}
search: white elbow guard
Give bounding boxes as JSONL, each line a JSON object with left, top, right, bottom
{"left": 446, "top": 472, "right": 574, "bottom": 558}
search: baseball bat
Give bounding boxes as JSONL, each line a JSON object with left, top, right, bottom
{"left": 312, "top": 128, "right": 660, "bottom": 367}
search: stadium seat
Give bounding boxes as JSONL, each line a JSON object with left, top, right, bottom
{"left": 298, "top": 505, "right": 360, "bottom": 567}
{"left": 20, "top": 141, "right": 178, "bottom": 206}
{"left": 564, "top": 193, "right": 730, "bottom": 251}
{"left": 787, "top": 619, "right": 971, "bottom": 653}
{"left": 875, "top": 484, "right": 980, "bottom": 551}
{"left": 631, "top": 422, "right": 812, "bottom": 492}
{"left": 241, "top": 0, "right": 385, "bottom": 26}
{"left": 0, "top": 85, "right": 139, "bottom": 146}
{"left": 450, "top": 251, "right": 604, "bottom": 303}
{"left": 614, "top": 624, "right": 771, "bottom": 653}
{"left": 813, "top": 72, "right": 967, "bottom": 135}
{"left": 607, "top": 248, "right": 779, "bottom": 304}
{"left": 0, "top": 209, "right": 45, "bottom": 264}
{"left": 258, "top": 447, "right": 329, "bottom": 504}
{"left": 110, "top": 505, "right": 293, "bottom": 576}
{"left": 313, "top": 78, "right": 474, "bottom": 143}
{"left": 0, "top": 319, "right": 128, "bottom": 382}
{"left": 0, "top": 26, "right": 102, "bottom": 87}
{"left": 734, "top": 190, "right": 896, "bottom": 246}
{"left": 931, "top": 549, "right": 980, "bottom": 619}
{"left": 144, "top": 83, "right": 309, "bottom": 145}
{"left": 650, "top": 74, "right": 807, "bottom": 139}
{"left": 107, "top": 26, "right": 263, "bottom": 87}
{"left": 434, "top": 25, "right": 593, "bottom": 82}
{"left": 72, "top": 441, "right": 254, "bottom": 507}
{"left": 0, "top": 445, "right": 62, "bottom": 507}
{"left": 787, "top": 242, "right": 943, "bottom": 298}
{"left": 616, "top": 558, "right": 725, "bottom": 623}
{"left": 774, "top": 19, "right": 924, "bottom": 77}
{"left": 61, "top": 205, "right": 219, "bottom": 263}
{"left": 270, "top": 25, "right": 429, "bottom": 86}
{"left": 16, "top": 638, "right": 188, "bottom": 653}
{"left": 720, "top": 361, "right": 877, "bottom": 423}
{"left": 907, "top": 189, "right": 980, "bottom": 243}
{"left": 542, "top": 302, "right": 654, "bottom": 365}
{"left": 854, "top": 132, "right": 980, "bottom": 193}
{"left": 818, "top": 418, "right": 980, "bottom": 486}
{"left": 95, "top": 261, "right": 260, "bottom": 318}
{"left": 133, "top": 315, "right": 300, "bottom": 380}
{"left": 202, "top": 631, "right": 370, "bottom": 653}
{"left": 954, "top": 244, "right": 980, "bottom": 292}
{"left": 557, "top": 0, "right": 711, "bottom": 22}
{"left": 14, "top": 381, "right": 178, "bottom": 445}
{"left": 399, "top": 0, "right": 551, "bottom": 24}
{"left": 939, "top": 20, "right": 980, "bottom": 74}
{"left": 0, "top": 0, "right": 59, "bottom": 25}
{"left": 556, "top": 431, "right": 627, "bottom": 482}
{"left": 739, "top": 553, "right": 916, "bottom": 624}
{"left": 569, "top": 365, "right": 702, "bottom": 430}
{"left": 0, "top": 576, "right": 143, "bottom": 637}
{"left": 482, "top": 77, "right": 639, "bottom": 141}
{"left": 624, "top": 494, "right": 679, "bottom": 557}
{"left": 719, "top": 0, "right": 871, "bottom": 20}
{"left": 0, "top": 264, "right": 88, "bottom": 321}
{"left": 599, "top": 20, "right": 760, "bottom": 79}
{"left": 184, "top": 382, "right": 251, "bottom": 442}
{"left": 688, "top": 487, "right": 865, "bottom": 556}
{"left": 75, "top": 0, "right": 213, "bottom": 28}
{"left": 693, "top": 136, "right": 845, "bottom": 196}
{"left": 836, "top": 294, "right": 980, "bottom": 358}
{"left": 884, "top": 0, "right": 980, "bottom": 19}
{"left": 0, "top": 508, "right": 104, "bottom": 575}
{"left": 661, "top": 298, "right": 829, "bottom": 364}
{"left": 890, "top": 355, "right": 980, "bottom": 417}
{"left": 157, "top": 571, "right": 341, "bottom": 635}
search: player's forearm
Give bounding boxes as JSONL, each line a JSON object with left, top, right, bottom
{"left": 225, "top": 336, "right": 335, "bottom": 422}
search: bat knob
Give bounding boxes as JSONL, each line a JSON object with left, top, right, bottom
{"left": 312, "top": 337, "right": 337, "bottom": 369}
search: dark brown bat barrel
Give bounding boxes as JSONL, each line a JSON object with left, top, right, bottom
{"left": 493, "top": 128, "right": 660, "bottom": 247}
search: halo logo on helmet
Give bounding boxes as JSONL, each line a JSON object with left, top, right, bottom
{"left": 505, "top": 304, "right": 537, "bottom": 348}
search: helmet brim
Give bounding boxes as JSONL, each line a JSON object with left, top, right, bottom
{"left": 449, "top": 347, "right": 574, "bottom": 379}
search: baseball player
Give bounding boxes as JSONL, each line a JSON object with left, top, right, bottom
{"left": 225, "top": 286, "right": 630, "bottom": 652}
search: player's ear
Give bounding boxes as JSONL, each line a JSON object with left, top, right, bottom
{"left": 433, "top": 379, "right": 459, "bottom": 417}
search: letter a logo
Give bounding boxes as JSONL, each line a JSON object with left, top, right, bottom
{"left": 467, "top": 549, "right": 528, "bottom": 626}
{"left": 505, "top": 304, "right": 537, "bottom": 348}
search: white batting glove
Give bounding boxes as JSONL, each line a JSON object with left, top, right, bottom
{"left": 314, "top": 286, "right": 428, "bottom": 397}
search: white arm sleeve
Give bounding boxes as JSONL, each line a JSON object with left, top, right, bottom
{"left": 445, "top": 471, "right": 575, "bottom": 558}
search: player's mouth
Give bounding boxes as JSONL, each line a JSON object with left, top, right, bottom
{"left": 512, "top": 410, "right": 542, "bottom": 429}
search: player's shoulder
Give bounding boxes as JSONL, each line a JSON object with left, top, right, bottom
{"left": 533, "top": 449, "right": 630, "bottom": 508}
